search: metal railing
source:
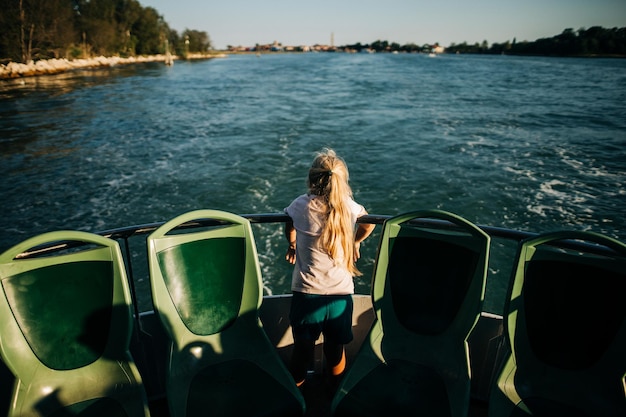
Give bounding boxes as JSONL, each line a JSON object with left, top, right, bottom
{"left": 7, "top": 212, "right": 621, "bottom": 317}
{"left": 96, "top": 213, "right": 537, "bottom": 309}
{"left": 99, "top": 212, "right": 537, "bottom": 243}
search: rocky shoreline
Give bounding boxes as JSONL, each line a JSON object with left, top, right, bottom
{"left": 0, "top": 53, "right": 225, "bottom": 79}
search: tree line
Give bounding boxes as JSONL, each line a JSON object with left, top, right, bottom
{"left": 0, "top": 0, "right": 211, "bottom": 64}
{"left": 445, "top": 27, "right": 626, "bottom": 56}
{"left": 309, "top": 27, "right": 625, "bottom": 56}
{"left": 1, "top": 1, "right": 623, "bottom": 64}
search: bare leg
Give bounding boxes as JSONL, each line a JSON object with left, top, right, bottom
{"left": 290, "top": 338, "right": 316, "bottom": 387}
{"left": 323, "top": 341, "right": 346, "bottom": 392}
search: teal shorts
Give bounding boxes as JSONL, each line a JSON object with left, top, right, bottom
{"left": 289, "top": 292, "right": 354, "bottom": 344}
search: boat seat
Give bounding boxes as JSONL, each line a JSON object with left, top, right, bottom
{"left": 331, "top": 210, "right": 490, "bottom": 417}
{"left": 0, "top": 231, "right": 150, "bottom": 417}
{"left": 146, "top": 209, "right": 305, "bottom": 417}
{"left": 488, "top": 231, "right": 626, "bottom": 417}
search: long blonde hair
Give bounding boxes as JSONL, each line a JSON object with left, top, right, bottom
{"left": 308, "top": 148, "right": 361, "bottom": 276}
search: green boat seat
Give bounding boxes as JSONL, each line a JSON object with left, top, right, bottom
{"left": 146, "top": 210, "right": 305, "bottom": 417}
{"left": 331, "top": 210, "right": 490, "bottom": 417}
{"left": 488, "top": 231, "right": 626, "bottom": 417}
{"left": 0, "top": 231, "right": 150, "bottom": 417}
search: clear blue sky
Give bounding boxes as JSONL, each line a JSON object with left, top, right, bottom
{"left": 140, "top": 0, "right": 625, "bottom": 50}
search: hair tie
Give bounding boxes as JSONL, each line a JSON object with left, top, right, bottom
{"left": 328, "top": 170, "right": 333, "bottom": 176}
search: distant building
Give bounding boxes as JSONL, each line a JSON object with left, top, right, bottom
{"left": 432, "top": 44, "right": 445, "bottom": 54}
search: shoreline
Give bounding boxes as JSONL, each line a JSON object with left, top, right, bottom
{"left": 0, "top": 53, "right": 226, "bottom": 80}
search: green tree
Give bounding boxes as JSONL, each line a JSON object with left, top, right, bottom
{"left": 371, "top": 40, "right": 388, "bottom": 52}
{"left": 0, "top": 0, "right": 76, "bottom": 62}
{"left": 132, "top": 6, "right": 164, "bottom": 55}
{"left": 507, "top": 26, "right": 626, "bottom": 56}
{"left": 76, "top": 0, "right": 120, "bottom": 55}
{"left": 0, "top": 0, "right": 22, "bottom": 61}
{"left": 116, "top": 0, "right": 144, "bottom": 56}
{"left": 181, "top": 29, "right": 211, "bottom": 54}
{"left": 1, "top": 0, "right": 216, "bottom": 62}
{"left": 400, "top": 42, "right": 421, "bottom": 53}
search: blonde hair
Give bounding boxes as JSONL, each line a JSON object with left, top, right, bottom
{"left": 308, "top": 148, "right": 361, "bottom": 276}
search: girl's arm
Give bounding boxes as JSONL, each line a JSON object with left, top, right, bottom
{"left": 354, "top": 213, "right": 375, "bottom": 261}
{"left": 285, "top": 219, "right": 297, "bottom": 264}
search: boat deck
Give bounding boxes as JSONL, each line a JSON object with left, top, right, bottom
{"left": 295, "top": 376, "right": 485, "bottom": 417}
{"left": 131, "top": 294, "right": 504, "bottom": 417}
{"left": 143, "top": 375, "right": 490, "bottom": 417}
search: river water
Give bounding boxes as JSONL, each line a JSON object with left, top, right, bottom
{"left": 1, "top": 53, "right": 625, "bottom": 313}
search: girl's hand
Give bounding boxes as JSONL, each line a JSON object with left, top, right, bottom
{"left": 353, "top": 242, "right": 361, "bottom": 262}
{"left": 285, "top": 246, "right": 296, "bottom": 264}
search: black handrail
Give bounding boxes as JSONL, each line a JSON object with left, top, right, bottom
{"left": 11, "top": 213, "right": 536, "bottom": 259}
{"left": 18, "top": 213, "right": 619, "bottom": 263}
{"left": 98, "top": 213, "right": 538, "bottom": 242}
{"left": 7, "top": 213, "right": 620, "bottom": 319}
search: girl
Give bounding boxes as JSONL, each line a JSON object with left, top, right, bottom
{"left": 284, "top": 148, "right": 375, "bottom": 391}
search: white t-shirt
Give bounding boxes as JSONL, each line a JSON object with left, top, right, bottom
{"left": 285, "top": 194, "right": 366, "bottom": 295}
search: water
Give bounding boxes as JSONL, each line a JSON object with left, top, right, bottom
{"left": 1, "top": 53, "right": 625, "bottom": 313}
